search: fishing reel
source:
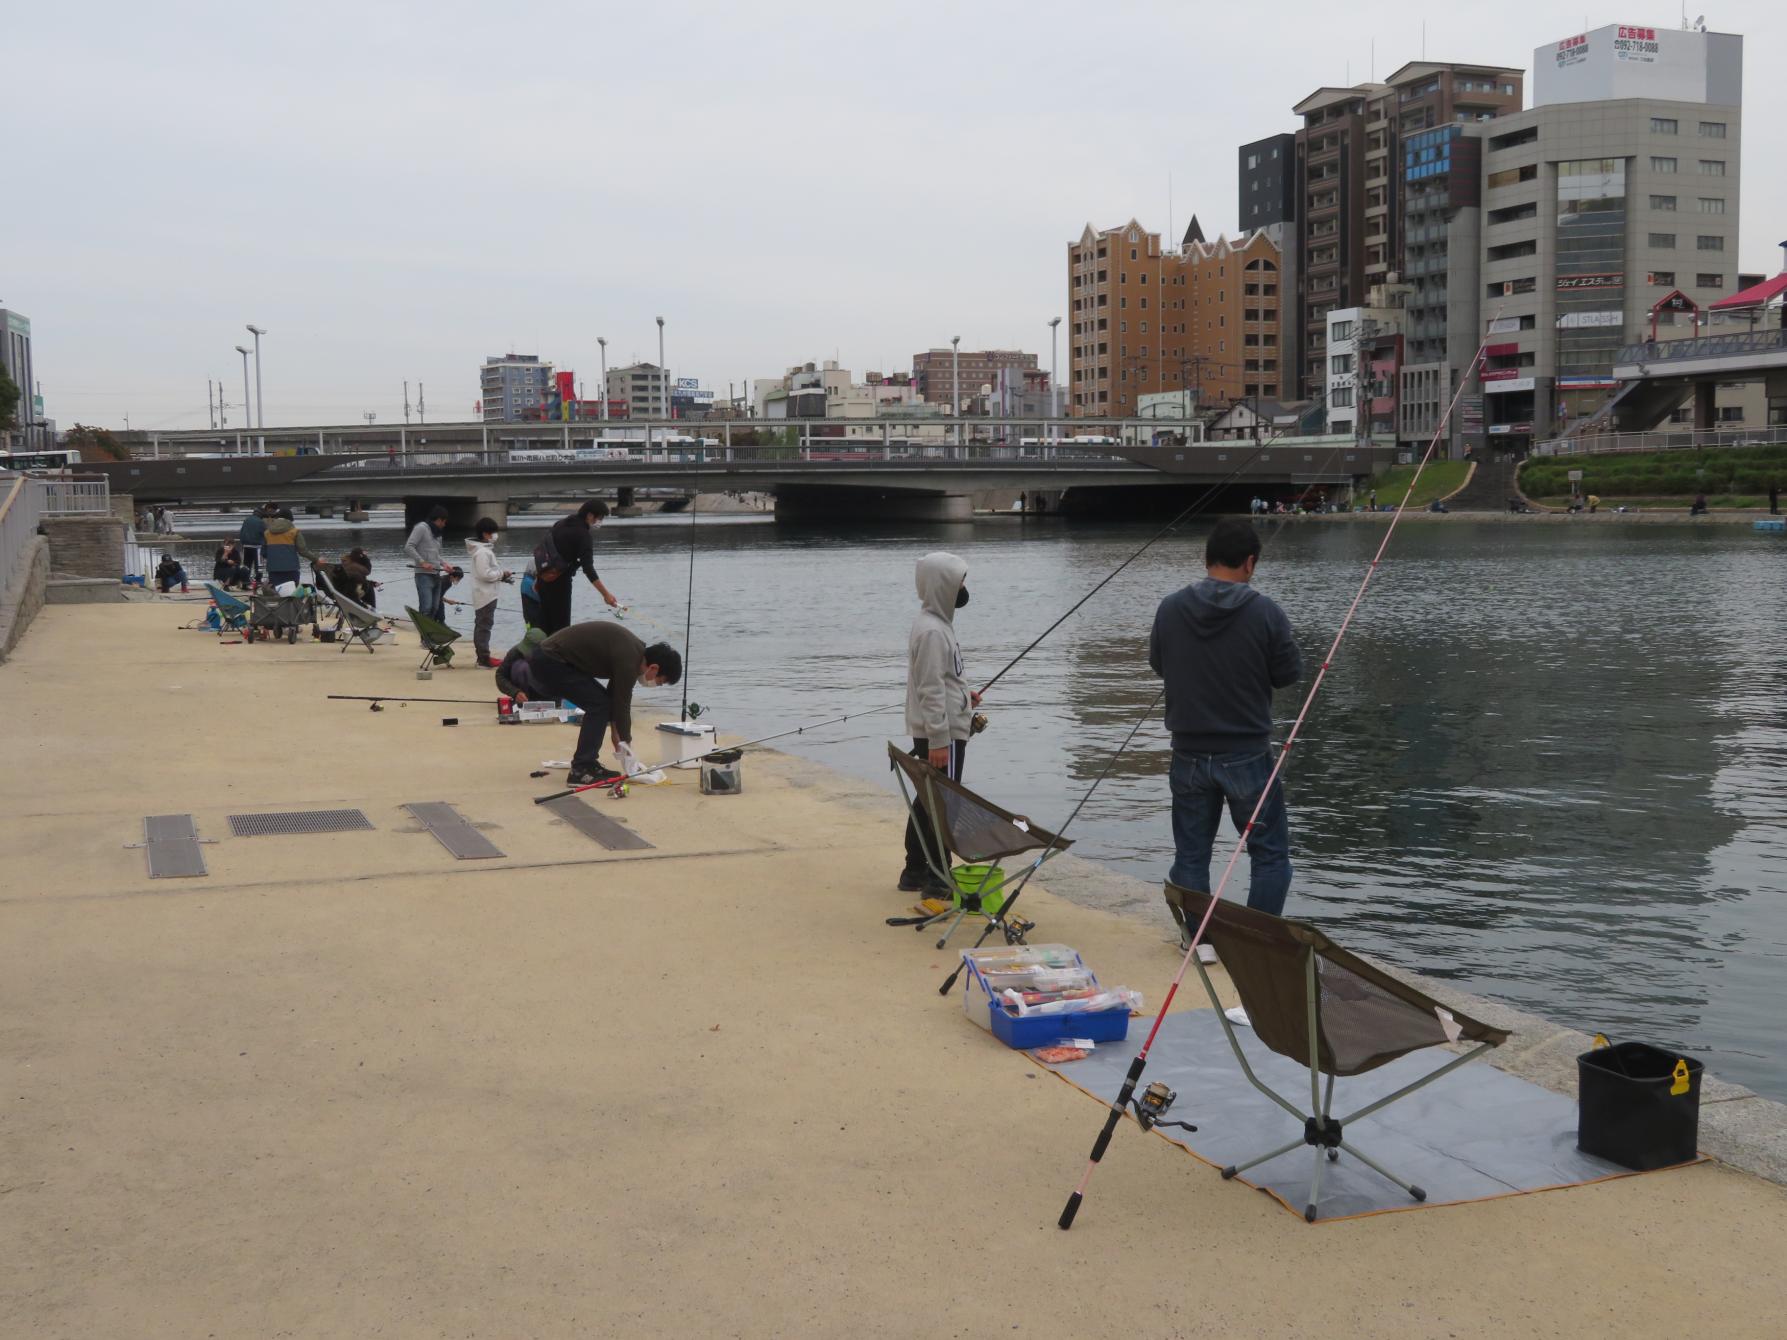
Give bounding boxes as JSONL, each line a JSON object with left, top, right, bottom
{"left": 1001, "top": 916, "right": 1035, "bottom": 946}
{"left": 1131, "top": 1081, "right": 1197, "bottom": 1134}
{"left": 970, "top": 712, "right": 989, "bottom": 736}
{"left": 685, "top": 702, "right": 703, "bottom": 720}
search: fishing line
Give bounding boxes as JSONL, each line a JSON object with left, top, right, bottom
{"left": 937, "top": 687, "right": 1165, "bottom": 994}
{"left": 681, "top": 461, "right": 698, "bottom": 721}
{"left": 979, "top": 389, "right": 1337, "bottom": 700}
{"left": 1055, "top": 341, "right": 1489, "bottom": 1232}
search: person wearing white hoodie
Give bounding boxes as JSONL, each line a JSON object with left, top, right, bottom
{"left": 900, "top": 551, "right": 980, "bottom": 894}
{"left": 465, "top": 517, "right": 513, "bottom": 668}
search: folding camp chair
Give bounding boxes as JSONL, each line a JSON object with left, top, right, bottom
{"left": 1168, "top": 883, "right": 1509, "bottom": 1222}
{"left": 203, "top": 583, "right": 250, "bottom": 640}
{"left": 314, "top": 567, "right": 389, "bottom": 653}
{"left": 405, "top": 606, "right": 461, "bottom": 672}
{"left": 887, "top": 743, "right": 1072, "bottom": 947}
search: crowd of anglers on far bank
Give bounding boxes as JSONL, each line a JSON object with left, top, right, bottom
{"left": 206, "top": 500, "right": 1302, "bottom": 929}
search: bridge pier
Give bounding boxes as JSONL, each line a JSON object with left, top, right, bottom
{"left": 615, "top": 486, "right": 642, "bottom": 518}
{"left": 1693, "top": 381, "right": 1717, "bottom": 433}
{"left": 773, "top": 486, "right": 971, "bottom": 523}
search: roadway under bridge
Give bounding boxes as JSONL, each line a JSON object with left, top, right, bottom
{"left": 93, "top": 421, "right": 1396, "bottom": 523}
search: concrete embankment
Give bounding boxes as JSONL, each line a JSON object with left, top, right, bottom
{"left": 2, "top": 602, "right": 1785, "bottom": 1337}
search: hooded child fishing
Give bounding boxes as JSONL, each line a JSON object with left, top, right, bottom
{"left": 901, "top": 551, "right": 981, "bottom": 895}
{"left": 465, "top": 517, "right": 514, "bottom": 668}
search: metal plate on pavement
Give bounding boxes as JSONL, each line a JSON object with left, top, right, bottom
{"left": 404, "top": 802, "right": 505, "bottom": 860}
{"left": 143, "top": 814, "right": 207, "bottom": 878}
{"left": 542, "top": 796, "right": 654, "bottom": 851}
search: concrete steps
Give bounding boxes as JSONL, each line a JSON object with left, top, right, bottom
{"left": 1446, "top": 457, "right": 1522, "bottom": 512}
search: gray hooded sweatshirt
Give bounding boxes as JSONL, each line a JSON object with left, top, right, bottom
{"left": 905, "top": 551, "right": 971, "bottom": 743}
{"left": 1149, "top": 577, "right": 1301, "bottom": 756}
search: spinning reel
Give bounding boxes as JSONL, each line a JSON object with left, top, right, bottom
{"left": 1131, "top": 1081, "right": 1197, "bottom": 1135}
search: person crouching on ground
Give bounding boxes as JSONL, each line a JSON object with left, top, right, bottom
{"left": 1150, "top": 517, "right": 1302, "bottom": 947}
{"left": 527, "top": 621, "right": 681, "bottom": 786}
{"left": 262, "top": 509, "right": 318, "bottom": 591}
{"left": 900, "top": 551, "right": 980, "bottom": 896}
{"left": 156, "top": 554, "right": 190, "bottom": 593}
{"left": 495, "top": 627, "right": 547, "bottom": 702}
{"left": 212, "top": 539, "right": 250, "bottom": 589}
{"left": 465, "top": 516, "right": 513, "bottom": 668}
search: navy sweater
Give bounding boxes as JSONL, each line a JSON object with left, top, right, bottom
{"left": 1148, "top": 578, "right": 1301, "bottom": 755}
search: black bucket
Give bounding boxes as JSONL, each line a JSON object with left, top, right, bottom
{"left": 1577, "top": 1041, "right": 1704, "bottom": 1171}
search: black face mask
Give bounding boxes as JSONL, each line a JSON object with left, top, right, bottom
{"left": 955, "top": 585, "right": 971, "bottom": 609}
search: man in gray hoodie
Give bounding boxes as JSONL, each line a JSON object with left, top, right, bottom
{"left": 1150, "top": 518, "right": 1302, "bottom": 928}
{"left": 901, "top": 551, "right": 980, "bottom": 894}
{"left": 405, "top": 505, "right": 450, "bottom": 622}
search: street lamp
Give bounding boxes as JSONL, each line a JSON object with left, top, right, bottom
{"left": 656, "top": 316, "right": 667, "bottom": 420}
{"left": 245, "top": 324, "right": 266, "bottom": 453}
{"left": 951, "top": 335, "right": 961, "bottom": 447}
{"left": 234, "top": 345, "right": 253, "bottom": 454}
{"left": 1047, "top": 316, "right": 1062, "bottom": 425}
{"left": 597, "top": 336, "right": 608, "bottom": 420}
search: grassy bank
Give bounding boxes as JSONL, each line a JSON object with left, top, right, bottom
{"left": 1366, "top": 460, "right": 1470, "bottom": 509}
{"left": 1520, "top": 445, "right": 1787, "bottom": 502}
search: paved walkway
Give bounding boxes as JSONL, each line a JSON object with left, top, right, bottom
{"left": 3, "top": 603, "right": 1785, "bottom": 1337}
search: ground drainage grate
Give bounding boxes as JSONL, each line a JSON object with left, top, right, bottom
{"left": 227, "top": 809, "right": 374, "bottom": 838}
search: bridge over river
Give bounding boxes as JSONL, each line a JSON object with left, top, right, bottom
{"left": 92, "top": 419, "right": 1395, "bottom": 523}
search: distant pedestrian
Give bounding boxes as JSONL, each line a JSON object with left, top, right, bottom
{"left": 1150, "top": 518, "right": 1302, "bottom": 941}
{"left": 1690, "top": 493, "right": 1709, "bottom": 516}
{"left": 533, "top": 499, "right": 619, "bottom": 635}
{"left": 465, "top": 516, "right": 513, "bottom": 668}
{"left": 1771, "top": 482, "right": 1780, "bottom": 515}
{"left": 405, "top": 504, "right": 451, "bottom": 621}
{"left": 1369, "top": 489, "right": 1378, "bottom": 510}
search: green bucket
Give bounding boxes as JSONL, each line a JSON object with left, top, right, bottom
{"left": 951, "top": 863, "right": 1006, "bottom": 915}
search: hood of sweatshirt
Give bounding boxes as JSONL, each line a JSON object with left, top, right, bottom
{"left": 464, "top": 538, "right": 492, "bottom": 557}
{"left": 915, "top": 551, "right": 968, "bottom": 624}
{"left": 264, "top": 516, "right": 295, "bottom": 539}
{"left": 1176, "top": 577, "right": 1260, "bottom": 639}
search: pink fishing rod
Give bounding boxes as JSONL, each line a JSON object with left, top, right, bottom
{"left": 1057, "top": 341, "right": 1489, "bottom": 1230}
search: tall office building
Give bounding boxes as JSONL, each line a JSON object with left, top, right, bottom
{"left": 1238, "top": 134, "right": 1297, "bottom": 230}
{"left": 1472, "top": 23, "right": 1742, "bottom": 451}
{"left": 1, "top": 309, "right": 39, "bottom": 450}
{"left": 479, "top": 354, "right": 554, "bottom": 422}
{"left": 607, "top": 363, "right": 672, "bottom": 419}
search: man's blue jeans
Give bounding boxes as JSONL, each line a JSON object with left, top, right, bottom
{"left": 414, "top": 572, "right": 444, "bottom": 622}
{"left": 1168, "top": 748, "right": 1292, "bottom": 917}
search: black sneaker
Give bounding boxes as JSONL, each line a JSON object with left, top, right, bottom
{"left": 567, "top": 766, "right": 622, "bottom": 787}
{"left": 897, "top": 868, "right": 929, "bottom": 892}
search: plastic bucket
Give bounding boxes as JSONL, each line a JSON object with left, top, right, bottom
{"left": 1577, "top": 1041, "right": 1704, "bottom": 1170}
{"left": 951, "top": 863, "right": 1006, "bottom": 915}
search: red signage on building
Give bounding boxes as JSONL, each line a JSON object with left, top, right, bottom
{"left": 1617, "top": 25, "right": 1656, "bottom": 40}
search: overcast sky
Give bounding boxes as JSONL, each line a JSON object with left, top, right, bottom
{"left": 7, "top": 0, "right": 1782, "bottom": 432}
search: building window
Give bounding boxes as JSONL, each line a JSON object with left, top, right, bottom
{"left": 1697, "top": 235, "right": 1725, "bottom": 252}
{"left": 1331, "top": 353, "right": 1354, "bottom": 373}
{"left": 1717, "top": 406, "right": 1743, "bottom": 422}
{"left": 1331, "top": 320, "right": 1353, "bottom": 340}
{"left": 1698, "top": 159, "right": 1726, "bottom": 176}
{"left": 1651, "top": 156, "right": 1677, "bottom": 173}
{"left": 1648, "top": 233, "right": 1676, "bottom": 248}
{"left": 1697, "top": 121, "right": 1727, "bottom": 139}
{"left": 1697, "top": 197, "right": 1726, "bottom": 214}
{"left": 1650, "top": 116, "right": 1679, "bottom": 134}
{"left": 1649, "top": 194, "right": 1676, "bottom": 210}
{"left": 1649, "top": 270, "right": 1676, "bottom": 285}
{"left": 1696, "top": 273, "right": 1724, "bottom": 289}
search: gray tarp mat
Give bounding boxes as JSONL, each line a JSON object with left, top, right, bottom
{"left": 1041, "top": 1009, "right": 1646, "bottom": 1220}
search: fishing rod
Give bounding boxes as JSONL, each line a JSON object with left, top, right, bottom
{"left": 978, "top": 388, "right": 1336, "bottom": 700}
{"left": 1055, "top": 342, "right": 1488, "bottom": 1232}
{"left": 681, "top": 460, "right": 698, "bottom": 722}
{"left": 935, "top": 687, "right": 1163, "bottom": 991}
{"left": 327, "top": 693, "right": 493, "bottom": 704}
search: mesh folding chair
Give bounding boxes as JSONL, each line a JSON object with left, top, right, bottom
{"left": 1168, "top": 882, "right": 1510, "bottom": 1222}
{"left": 203, "top": 583, "right": 250, "bottom": 639}
{"left": 888, "top": 743, "right": 1072, "bottom": 947}
{"left": 314, "top": 567, "right": 389, "bottom": 653}
{"left": 405, "top": 606, "right": 460, "bottom": 672}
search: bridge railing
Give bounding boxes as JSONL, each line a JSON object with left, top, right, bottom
{"left": 315, "top": 440, "right": 1175, "bottom": 472}
{"left": 1616, "top": 326, "right": 1787, "bottom": 366}
{"left": 1532, "top": 424, "right": 1787, "bottom": 456}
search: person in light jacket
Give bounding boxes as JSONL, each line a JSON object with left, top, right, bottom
{"left": 464, "top": 517, "right": 513, "bottom": 667}
{"left": 900, "top": 551, "right": 980, "bottom": 895}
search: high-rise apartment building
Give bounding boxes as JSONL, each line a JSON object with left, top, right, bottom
{"left": 607, "top": 363, "right": 672, "bottom": 418}
{"left": 1067, "top": 218, "right": 1290, "bottom": 417}
{"left": 1471, "top": 23, "right": 1742, "bottom": 451}
{"left": 1, "top": 309, "right": 40, "bottom": 450}
{"left": 1238, "top": 134, "right": 1297, "bottom": 230}
{"left": 479, "top": 354, "right": 553, "bottom": 423}
{"left": 910, "top": 348, "right": 1037, "bottom": 409}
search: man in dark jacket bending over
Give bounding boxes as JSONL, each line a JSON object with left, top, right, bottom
{"left": 1150, "top": 518, "right": 1302, "bottom": 936}
{"left": 528, "top": 621, "right": 681, "bottom": 786}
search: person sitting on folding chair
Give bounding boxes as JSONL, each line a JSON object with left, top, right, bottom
{"left": 899, "top": 551, "right": 981, "bottom": 897}
{"left": 1150, "top": 518, "right": 1302, "bottom": 948}
{"left": 527, "top": 620, "right": 682, "bottom": 787}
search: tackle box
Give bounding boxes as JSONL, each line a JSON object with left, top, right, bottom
{"left": 960, "top": 944, "right": 1132, "bottom": 1049}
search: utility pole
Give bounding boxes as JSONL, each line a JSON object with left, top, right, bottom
{"left": 246, "top": 324, "right": 266, "bottom": 454}
{"left": 951, "top": 335, "right": 961, "bottom": 448}
{"left": 363, "top": 412, "right": 376, "bottom": 426}
{"left": 235, "top": 345, "right": 253, "bottom": 454}
{"left": 404, "top": 380, "right": 411, "bottom": 425}
{"left": 207, "top": 379, "right": 216, "bottom": 430}
{"left": 418, "top": 382, "right": 425, "bottom": 425}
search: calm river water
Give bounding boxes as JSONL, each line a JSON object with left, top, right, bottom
{"left": 197, "top": 511, "right": 1787, "bottom": 1100}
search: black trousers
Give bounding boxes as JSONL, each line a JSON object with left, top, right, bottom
{"left": 903, "top": 737, "right": 967, "bottom": 876}
{"left": 527, "top": 655, "right": 614, "bottom": 772}
{"left": 536, "top": 575, "right": 574, "bottom": 635}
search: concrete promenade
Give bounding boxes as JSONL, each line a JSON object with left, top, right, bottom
{"left": 3, "top": 603, "right": 1785, "bottom": 1337}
